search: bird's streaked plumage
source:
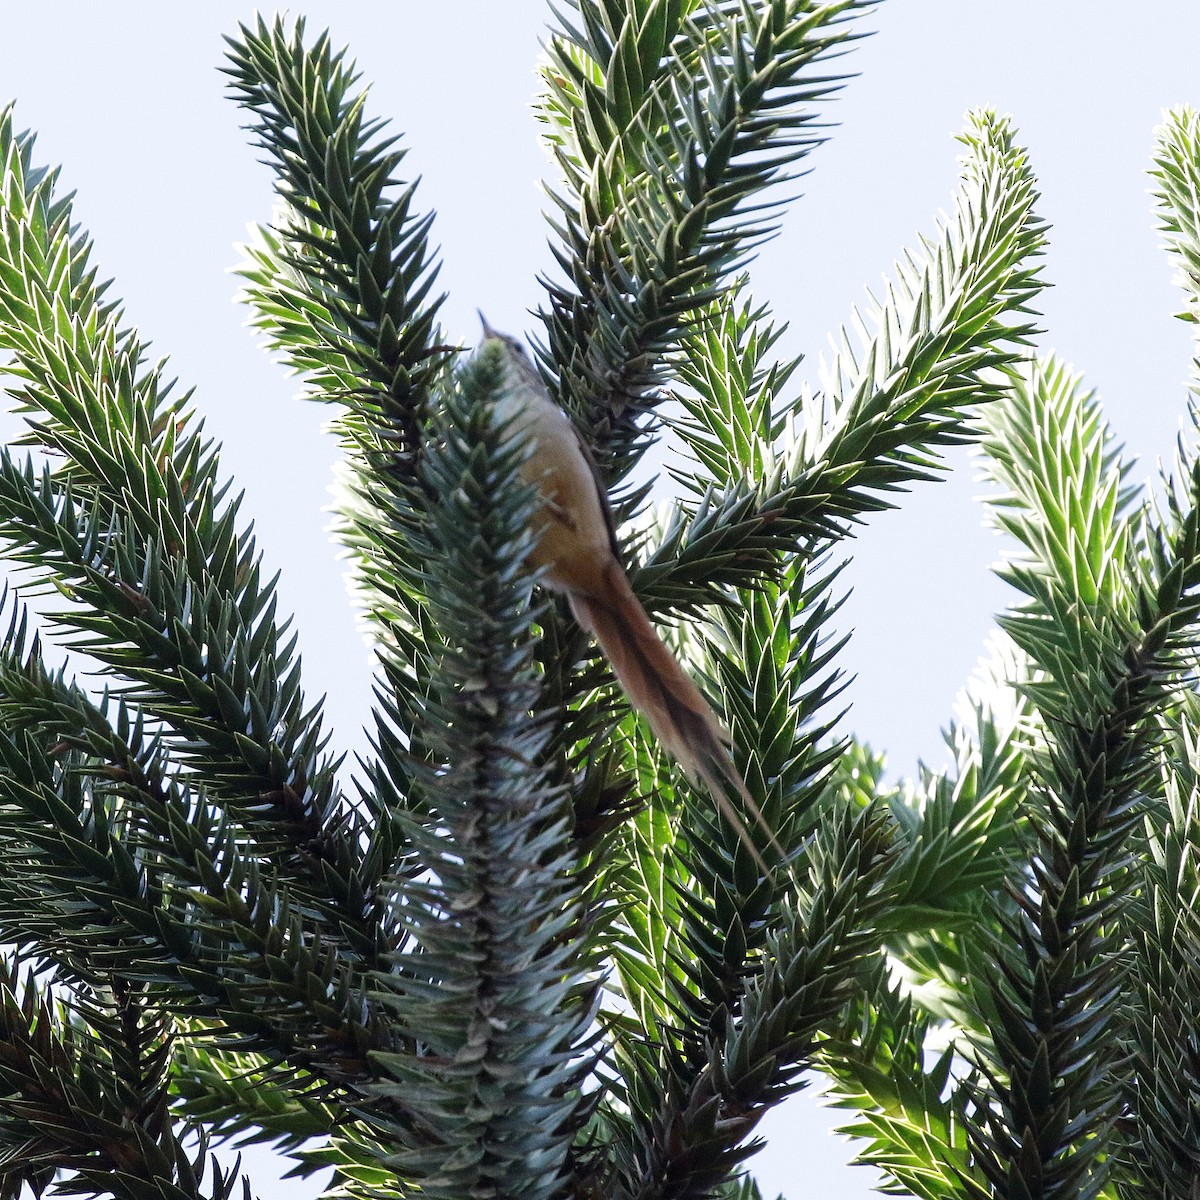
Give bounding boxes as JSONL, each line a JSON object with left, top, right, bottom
{"left": 480, "top": 319, "right": 777, "bottom": 870}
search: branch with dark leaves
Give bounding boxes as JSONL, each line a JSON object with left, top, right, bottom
{"left": 364, "top": 344, "right": 596, "bottom": 1199}
{"left": 536, "top": 0, "right": 876, "bottom": 486}
{"left": 0, "top": 965, "right": 258, "bottom": 1200}
{"left": 227, "top": 16, "right": 450, "bottom": 475}
{"left": 963, "top": 361, "right": 1200, "bottom": 1197}
{"left": 613, "top": 807, "right": 894, "bottom": 1200}
{"left": 637, "top": 108, "right": 1046, "bottom": 612}
{"left": 0, "top": 108, "right": 375, "bottom": 936}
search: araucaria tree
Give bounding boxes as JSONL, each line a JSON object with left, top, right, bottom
{"left": 0, "top": 3, "right": 1198, "bottom": 1198}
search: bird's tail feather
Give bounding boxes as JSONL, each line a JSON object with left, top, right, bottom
{"left": 567, "top": 568, "right": 782, "bottom": 871}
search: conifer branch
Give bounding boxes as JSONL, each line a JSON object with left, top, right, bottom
{"left": 821, "top": 967, "right": 988, "bottom": 1200}
{"left": 227, "top": 16, "right": 449, "bottom": 472}
{"left": 227, "top": 17, "right": 464, "bottom": 841}
{"left": 0, "top": 592, "right": 398, "bottom": 1102}
{"left": 618, "top": 806, "right": 894, "bottom": 1200}
{"left": 963, "top": 357, "right": 1200, "bottom": 1198}
{"left": 0, "top": 107, "right": 358, "bottom": 914}
{"left": 639, "top": 108, "right": 1047, "bottom": 609}
{"left": 0, "top": 722, "right": 395, "bottom": 1093}
{"left": 1105, "top": 107, "right": 1200, "bottom": 1193}
{"left": 365, "top": 345, "right": 596, "bottom": 1199}
{"left": 0, "top": 964, "right": 257, "bottom": 1200}
{"left": 537, "top": 0, "right": 876, "bottom": 485}
{"left": 1151, "top": 104, "right": 1200, "bottom": 390}
{"left": 228, "top": 15, "right": 450, "bottom": 640}
{"left": 1112, "top": 705, "right": 1200, "bottom": 1196}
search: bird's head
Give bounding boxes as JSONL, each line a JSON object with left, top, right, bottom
{"left": 477, "top": 311, "right": 539, "bottom": 387}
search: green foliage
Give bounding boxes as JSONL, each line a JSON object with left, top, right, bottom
{"left": 227, "top": 17, "right": 449, "bottom": 464}
{"left": 364, "top": 345, "right": 595, "bottom": 1199}
{"left": 948, "top": 347, "right": 1200, "bottom": 1199}
{"left": 822, "top": 970, "right": 984, "bottom": 1200}
{"left": 5, "top": 5, "right": 1200, "bottom": 1200}
{"left": 814, "top": 105, "right": 1200, "bottom": 1200}
{"left": 1112, "top": 703, "right": 1200, "bottom": 1196}
{"left": 536, "top": 0, "right": 874, "bottom": 485}
{"left": 637, "top": 106, "right": 1046, "bottom": 611}
{"left": 0, "top": 963, "right": 249, "bottom": 1200}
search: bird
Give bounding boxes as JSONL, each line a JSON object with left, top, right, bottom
{"left": 479, "top": 315, "right": 779, "bottom": 871}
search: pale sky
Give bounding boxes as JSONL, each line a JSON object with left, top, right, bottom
{"left": 2, "top": 3, "right": 1200, "bottom": 1196}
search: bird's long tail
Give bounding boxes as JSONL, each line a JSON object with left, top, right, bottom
{"left": 567, "top": 564, "right": 782, "bottom": 871}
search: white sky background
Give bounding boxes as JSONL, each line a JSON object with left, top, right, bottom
{"left": 1, "top": 2, "right": 1199, "bottom": 1196}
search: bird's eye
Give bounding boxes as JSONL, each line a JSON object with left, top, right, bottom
{"left": 507, "top": 337, "right": 527, "bottom": 357}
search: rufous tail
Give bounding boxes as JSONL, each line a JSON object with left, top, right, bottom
{"left": 567, "top": 563, "right": 783, "bottom": 872}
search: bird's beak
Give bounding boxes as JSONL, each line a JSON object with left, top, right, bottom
{"left": 477, "top": 309, "right": 497, "bottom": 341}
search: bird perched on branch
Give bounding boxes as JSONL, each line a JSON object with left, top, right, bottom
{"left": 479, "top": 316, "right": 777, "bottom": 870}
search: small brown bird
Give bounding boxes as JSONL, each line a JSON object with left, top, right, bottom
{"left": 480, "top": 317, "right": 776, "bottom": 869}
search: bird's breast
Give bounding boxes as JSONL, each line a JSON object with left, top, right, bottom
{"left": 498, "top": 389, "right": 615, "bottom": 598}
